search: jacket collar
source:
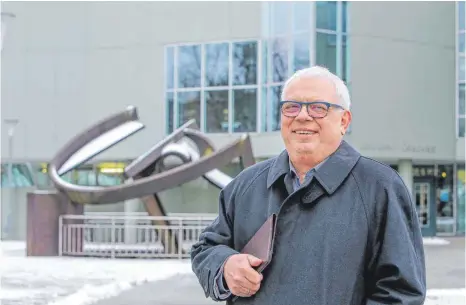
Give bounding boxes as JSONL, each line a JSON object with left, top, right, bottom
{"left": 266, "top": 140, "right": 361, "bottom": 195}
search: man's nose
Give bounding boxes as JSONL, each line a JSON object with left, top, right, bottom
{"left": 295, "top": 105, "right": 313, "bottom": 120}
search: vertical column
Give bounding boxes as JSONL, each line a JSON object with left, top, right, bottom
{"left": 26, "top": 190, "right": 83, "bottom": 256}
{"left": 124, "top": 179, "right": 140, "bottom": 244}
{"left": 398, "top": 159, "right": 414, "bottom": 198}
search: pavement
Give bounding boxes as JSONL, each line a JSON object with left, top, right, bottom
{"left": 94, "top": 237, "right": 465, "bottom": 305}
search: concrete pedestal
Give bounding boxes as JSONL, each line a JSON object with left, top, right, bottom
{"left": 398, "top": 159, "right": 414, "bottom": 197}
{"left": 26, "top": 190, "right": 83, "bottom": 256}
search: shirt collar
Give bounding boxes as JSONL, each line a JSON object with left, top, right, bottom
{"left": 288, "top": 157, "right": 327, "bottom": 179}
{"left": 266, "top": 140, "right": 361, "bottom": 194}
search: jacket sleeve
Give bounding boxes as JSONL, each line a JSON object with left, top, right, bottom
{"left": 213, "top": 262, "right": 232, "bottom": 299}
{"left": 190, "top": 188, "right": 239, "bottom": 301}
{"left": 365, "top": 175, "right": 427, "bottom": 305}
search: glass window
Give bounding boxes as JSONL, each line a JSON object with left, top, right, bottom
{"left": 456, "top": 164, "right": 465, "bottom": 234}
{"left": 459, "top": 1, "right": 465, "bottom": 31}
{"left": 233, "top": 41, "right": 258, "bottom": 86}
{"left": 293, "top": 2, "right": 311, "bottom": 32}
{"left": 33, "top": 163, "right": 53, "bottom": 189}
{"left": 293, "top": 34, "right": 310, "bottom": 72}
{"left": 261, "top": 86, "right": 268, "bottom": 132}
{"left": 178, "top": 45, "right": 201, "bottom": 88}
{"left": 270, "top": 85, "right": 283, "bottom": 131}
{"left": 262, "top": 41, "right": 268, "bottom": 84}
{"left": 166, "top": 92, "right": 174, "bottom": 134}
{"left": 178, "top": 91, "right": 201, "bottom": 127}
{"left": 436, "top": 165, "right": 455, "bottom": 234}
{"left": 205, "top": 90, "right": 229, "bottom": 133}
{"left": 342, "top": 34, "right": 348, "bottom": 83}
{"left": 233, "top": 88, "right": 257, "bottom": 132}
{"left": 316, "top": 32, "right": 337, "bottom": 74}
{"left": 460, "top": 83, "right": 465, "bottom": 116}
{"left": 459, "top": 56, "right": 465, "bottom": 82}
{"left": 165, "top": 1, "right": 349, "bottom": 135}
{"left": 316, "top": 1, "right": 337, "bottom": 31}
{"left": 271, "top": 37, "right": 288, "bottom": 83}
{"left": 458, "top": 2, "right": 465, "bottom": 138}
{"left": 342, "top": 1, "right": 348, "bottom": 33}
{"left": 98, "top": 172, "right": 124, "bottom": 186}
{"left": 0, "top": 164, "right": 34, "bottom": 188}
{"left": 460, "top": 33, "right": 465, "bottom": 54}
{"left": 205, "top": 43, "right": 229, "bottom": 87}
{"left": 261, "top": 1, "right": 349, "bottom": 133}
{"left": 165, "top": 47, "right": 174, "bottom": 90}
{"left": 459, "top": 117, "right": 465, "bottom": 137}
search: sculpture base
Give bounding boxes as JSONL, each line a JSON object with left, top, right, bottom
{"left": 26, "top": 190, "right": 83, "bottom": 256}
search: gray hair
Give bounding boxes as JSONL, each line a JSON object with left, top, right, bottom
{"left": 280, "top": 66, "right": 351, "bottom": 110}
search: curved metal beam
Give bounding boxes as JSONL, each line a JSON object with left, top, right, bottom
{"left": 49, "top": 106, "right": 144, "bottom": 177}
{"left": 51, "top": 133, "right": 253, "bottom": 204}
{"left": 48, "top": 106, "right": 257, "bottom": 256}
{"left": 124, "top": 119, "right": 197, "bottom": 178}
{"left": 48, "top": 106, "right": 255, "bottom": 205}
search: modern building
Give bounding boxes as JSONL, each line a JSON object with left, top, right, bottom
{"left": 1, "top": 1, "right": 465, "bottom": 238}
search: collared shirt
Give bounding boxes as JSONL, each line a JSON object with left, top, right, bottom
{"left": 288, "top": 157, "right": 328, "bottom": 192}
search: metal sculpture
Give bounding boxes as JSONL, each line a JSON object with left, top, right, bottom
{"left": 45, "top": 106, "right": 255, "bottom": 255}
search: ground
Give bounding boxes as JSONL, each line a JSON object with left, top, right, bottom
{"left": 93, "top": 237, "right": 466, "bottom": 305}
{"left": 1, "top": 237, "right": 464, "bottom": 305}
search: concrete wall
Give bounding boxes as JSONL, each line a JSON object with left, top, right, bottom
{"left": 1, "top": 1, "right": 263, "bottom": 162}
{"left": 349, "top": 1, "right": 457, "bottom": 162}
{"left": 1, "top": 1, "right": 461, "bottom": 163}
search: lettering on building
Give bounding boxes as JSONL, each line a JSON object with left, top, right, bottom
{"left": 402, "top": 144, "right": 436, "bottom": 154}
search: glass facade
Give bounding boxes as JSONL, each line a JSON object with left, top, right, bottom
{"left": 434, "top": 164, "right": 455, "bottom": 234}
{"left": 457, "top": 1, "right": 465, "bottom": 137}
{"left": 2, "top": 160, "right": 464, "bottom": 236}
{"left": 457, "top": 164, "right": 465, "bottom": 233}
{"left": 165, "top": 1, "right": 349, "bottom": 134}
{"left": 388, "top": 163, "right": 464, "bottom": 236}
{"left": 165, "top": 41, "right": 260, "bottom": 134}
{"left": 0, "top": 162, "right": 126, "bottom": 189}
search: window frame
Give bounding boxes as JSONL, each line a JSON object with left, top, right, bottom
{"left": 456, "top": 1, "right": 466, "bottom": 138}
{"left": 164, "top": 1, "right": 350, "bottom": 135}
{"left": 164, "top": 39, "right": 262, "bottom": 135}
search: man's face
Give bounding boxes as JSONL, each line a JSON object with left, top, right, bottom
{"left": 280, "top": 76, "right": 351, "bottom": 157}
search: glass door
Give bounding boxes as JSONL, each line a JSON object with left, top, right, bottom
{"left": 414, "top": 179, "right": 436, "bottom": 236}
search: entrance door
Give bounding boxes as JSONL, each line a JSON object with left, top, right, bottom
{"left": 414, "top": 178, "right": 436, "bottom": 236}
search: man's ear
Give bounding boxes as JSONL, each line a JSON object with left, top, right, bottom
{"left": 341, "top": 110, "right": 352, "bottom": 134}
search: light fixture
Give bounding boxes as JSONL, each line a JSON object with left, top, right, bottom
{"left": 1, "top": 12, "right": 15, "bottom": 51}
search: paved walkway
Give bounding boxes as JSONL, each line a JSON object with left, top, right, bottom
{"left": 94, "top": 238, "right": 465, "bottom": 305}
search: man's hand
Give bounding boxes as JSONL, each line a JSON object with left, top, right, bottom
{"left": 223, "top": 254, "right": 263, "bottom": 298}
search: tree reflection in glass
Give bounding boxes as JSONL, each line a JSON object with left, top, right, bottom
{"left": 178, "top": 45, "right": 201, "bottom": 88}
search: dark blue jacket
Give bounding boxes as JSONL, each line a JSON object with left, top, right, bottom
{"left": 191, "top": 140, "right": 426, "bottom": 305}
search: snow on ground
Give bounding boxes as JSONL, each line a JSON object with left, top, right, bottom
{"left": 0, "top": 241, "right": 192, "bottom": 305}
{"left": 425, "top": 288, "right": 466, "bottom": 305}
{"left": 423, "top": 237, "right": 452, "bottom": 246}
{"left": 1, "top": 240, "right": 464, "bottom": 305}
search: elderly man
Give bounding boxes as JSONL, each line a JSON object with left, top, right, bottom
{"left": 191, "top": 66, "right": 426, "bottom": 304}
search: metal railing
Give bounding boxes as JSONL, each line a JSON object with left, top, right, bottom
{"left": 58, "top": 213, "right": 217, "bottom": 258}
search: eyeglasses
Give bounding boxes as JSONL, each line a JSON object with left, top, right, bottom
{"left": 280, "top": 101, "right": 345, "bottom": 118}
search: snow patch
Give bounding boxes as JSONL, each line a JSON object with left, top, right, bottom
{"left": 46, "top": 262, "right": 192, "bottom": 305}
{"left": 0, "top": 241, "right": 192, "bottom": 305}
{"left": 422, "top": 237, "right": 451, "bottom": 246}
{"left": 425, "top": 288, "right": 466, "bottom": 305}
